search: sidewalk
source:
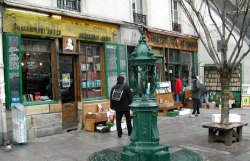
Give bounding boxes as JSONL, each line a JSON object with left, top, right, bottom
{"left": 0, "top": 108, "right": 250, "bottom": 161}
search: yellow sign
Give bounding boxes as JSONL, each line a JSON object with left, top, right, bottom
{"left": 3, "top": 9, "right": 118, "bottom": 43}
{"left": 146, "top": 31, "right": 198, "bottom": 52}
{"left": 242, "top": 96, "right": 250, "bottom": 107}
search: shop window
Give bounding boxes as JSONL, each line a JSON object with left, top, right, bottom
{"left": 79, "top": 44, "right": 102, "bottom": 99}
{"left": 169, "top": 49, "right": 180, "bottom": 63}
{"left": 57, "top": 0, "right": 80, "bottom": 12}
{"left": 22, "top": 40, "right": 52, "bottom": 102}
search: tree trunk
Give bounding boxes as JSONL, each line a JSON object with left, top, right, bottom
{"left": 220, "top": 70, "right": 231, "bottom": 124}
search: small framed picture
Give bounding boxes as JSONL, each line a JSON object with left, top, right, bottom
{"left": 63, "top": 36, "right": 76, "bottom": 54}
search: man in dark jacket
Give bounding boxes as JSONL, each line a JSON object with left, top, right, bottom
{"left": 110, "top": 76, "right": 133, "bottom": 138}
{"left": 191, "top": 75, "right": 201, "bottom": 117}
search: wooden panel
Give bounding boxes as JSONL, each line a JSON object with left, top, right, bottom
{"left": 155, "top": 93, "right": 174, "bottom": 104}
{"left": 82, "top": 101, "right": 110, "bottom": 131}
{"left": 62, "top": 102, "right": 78, "bottom": 129}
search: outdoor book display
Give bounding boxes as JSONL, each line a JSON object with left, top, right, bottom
{"left": 204, "top": 65, "right": 241, "bottom": 106}
{"left": 154, "top": 81, "right": 183, "bottom": 116}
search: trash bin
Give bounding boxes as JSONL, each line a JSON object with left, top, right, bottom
{"left": 11, "top": 103, "right": 27, "bottom": 144}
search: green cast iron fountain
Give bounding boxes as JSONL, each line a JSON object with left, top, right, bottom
{"left": 88, "top": 26, "right": 203, "bottom": 161}
{"left": 121, "top": 27, "right": 170, "bottom": 161}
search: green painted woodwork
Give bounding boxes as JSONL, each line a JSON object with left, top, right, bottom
{"left": 3, "top": 33, "right": 23, "bottom": 109}
{"left": 104, "top": 43, "right": 128, "bottom": 98}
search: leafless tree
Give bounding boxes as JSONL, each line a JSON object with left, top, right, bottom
{"left": 178, "top": 0, "right": 250, "bottom": 124}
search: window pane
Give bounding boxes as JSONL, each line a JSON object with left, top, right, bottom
{"left": 80, "top": 44, "right": 102, "bottom": 99}
{"left": 57, "top": 0, "right": 80, "bottom": 12}
{"left": 119, "top": 46, "right": 127, "bottom": 70}
{"left": 22, "top": 40, "right": 52, "bottom": 102}
{"left": 106, "top": 45, "right": 118, "bottom": 70}
{"left": 107, "top": 72, "right": 118, "bottom": 97}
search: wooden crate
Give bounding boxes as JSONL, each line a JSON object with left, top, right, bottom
{"left": 155, "top": 92, "right": 183, "bottom": 116}
{"left": 82, "top": 101, "right": 110, "bottom": 132}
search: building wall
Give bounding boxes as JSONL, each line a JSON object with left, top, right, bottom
{"left": 5, "top": 0, "right": 57, "bottom": 8}
{"left": 85, "top": 0, "right": 131, "bottom": 22}
{"left": 147, "top": 0, "right": 171, "bottom": 30}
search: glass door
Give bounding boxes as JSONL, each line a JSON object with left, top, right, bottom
{"left": 59, "top": 55, "right": 75, "bottom": 103}
{"left": 59, "top": 54, "right": 77, "bottom": 130}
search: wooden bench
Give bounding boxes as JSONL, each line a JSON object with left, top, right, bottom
{"left": 82, "top": 101, "right": 110, "bottom": 132}
{"left": 202, "top": 122, "right": 248, "bottom": 146}
{"left": 155, "top": 92, "right": 183, "bottom": 116}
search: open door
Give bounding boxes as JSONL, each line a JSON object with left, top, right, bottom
{"left": 59, "top": 55, "right": 78, "bottom": 130}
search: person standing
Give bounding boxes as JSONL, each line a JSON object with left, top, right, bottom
{"left": 174, "top": 75, "right": 183, "bottom": 102}
{"left": 191, "top": 75, "right": 201, "bottom": 117}
{"left": 110, "top": 76, "right": 133, "bottom": 138}
{"left": 200, "top": 84, "right": 209, "bottom": 108}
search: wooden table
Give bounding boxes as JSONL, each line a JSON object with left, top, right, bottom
{"left": 202, "top": 122, "right": 248, "bottom": 146}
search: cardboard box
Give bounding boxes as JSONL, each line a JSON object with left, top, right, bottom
{"left": 212, "top": 113, "right": 241, "bottom": 123}
{"left": 209, "top": 102, "right": 216, "bottom": 108}
{"left": 179, "top": 109, "right": 191, "bottom": 115}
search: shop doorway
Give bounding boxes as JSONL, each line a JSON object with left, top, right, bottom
{"left": 168, "top": 65, "right": 181, "bottom": 92}
{"left": 59, "top": 55, "right": 78, "bottom": 130}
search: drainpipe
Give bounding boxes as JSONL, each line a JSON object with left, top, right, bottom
{"left": 0, "top": 5, "right": 10, "bottom": 149}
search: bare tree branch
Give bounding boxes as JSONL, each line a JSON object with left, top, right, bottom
{"left": 178, "top": 0, "right": 221, "bottom": 66}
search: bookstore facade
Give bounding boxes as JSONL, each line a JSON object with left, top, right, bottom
{"left": 3, "top": 8, "right": 127, "bottom": 137}
{"left": 145, "top": 29, "right": 199, "bottom": 87}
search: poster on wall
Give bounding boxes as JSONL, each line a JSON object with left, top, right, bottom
{"left": 241, "top": 84, "right": 250, "bottom": 108}
{"left": 63, "top": 36, "right": 76, "bottom": 54}
{"left": 62, "top": 73, "right": 71, "bottom": 88}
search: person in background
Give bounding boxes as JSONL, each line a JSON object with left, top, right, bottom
{"left": 110, "top": 76, "right": 133, "bottom": 138}
{"left": 175, "top": 75, "right": 183, "bottom": 102}
{"left": 191, "top": 75, "right": 201, "bottom": 117}
{"left": 200, "top": 84, "right": 209, "bottom": 108}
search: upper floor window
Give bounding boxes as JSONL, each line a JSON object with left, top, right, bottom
{"left": 171, "top": 0, "right": 181, "bottom": 32}
{"left": 172, "top": 0, "right": 179, "bottom": 23}
{"left": 132, "top": 0, "right": 147, "bottom": 25}
{"left": 132, "top": 0, "right": 142, "bottom": 14}
{"left": 57, "top": 0, "right": 80, "bottom": 12}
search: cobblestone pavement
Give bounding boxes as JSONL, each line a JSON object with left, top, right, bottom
{"left": 0, "top": 108, "right": 250, "bottom": 161}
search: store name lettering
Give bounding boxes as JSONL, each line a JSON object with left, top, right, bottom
{"left": 147, "top": 33, "right": 198, "bottom": 49}
{"left": 79, "top": 33, "right": 111, "bottom": 41}
{"left": 13, "top": 23, "right": 61, "bottom": 36}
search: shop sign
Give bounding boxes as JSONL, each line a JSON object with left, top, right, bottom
{"left": 13, "top": 23, "right": 61, "bottom": 36}
{"left": 146, "top": 31, "right": 198, "bottom": 52}
{"left": 79, "top": 33, "right": 111, "bottom": 41}
{"left": 3, "top": 9, "right": 118, "bottom": 43}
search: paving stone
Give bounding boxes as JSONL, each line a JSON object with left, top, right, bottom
{"left": 0, "top": 108, "right": 250, "bottom": 161}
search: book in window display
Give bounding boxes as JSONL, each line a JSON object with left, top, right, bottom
{"left": 87, "top": 71, "right": 94, "bottom": 80}
{"left": 86, "top": 46, "right": 92, "bottom": 56}
{"left": 94, "top": 63, "right": 100, "bottom": 71}
{"left": 94, "top": 72, "right": 100, "bottom": 79}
